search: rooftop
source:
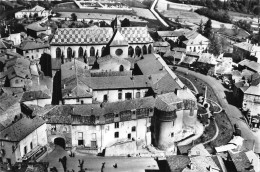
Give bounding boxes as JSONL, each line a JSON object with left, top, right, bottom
{"left": 0, "top": 116, "right": 45, "bottom": 142}
{"left": 26, "top": 23, "right": 48, "bottom": 32}
{"left": 118, "top": 27, "right": 154, "bottom": 44}
{"left": 166, "top": 155, "right": 190, "bottom": 172}
{"left": 50, "top": 27, "right": 114, "bottom": 45}
{"left": 16, "top": 40, "right": 49, "bottom": 51}
{"left": 21, "top": 90, "right": 51, "bottom": 102}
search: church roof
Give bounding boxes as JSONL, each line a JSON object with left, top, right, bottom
{"left": 118, "top": 27, "right": 154, "bottom": 44}
{"left": 110, "top": 30, "right": 128, "bottom": 47}
{"left": 50, "top": 27, "right": 114, "bottom": 45}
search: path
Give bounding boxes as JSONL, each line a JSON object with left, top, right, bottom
{"left": 150, "top": 0, "right": 169, "bottom": 27}
{"left": 175, "top": 67, "right": 258, "bottom": 152}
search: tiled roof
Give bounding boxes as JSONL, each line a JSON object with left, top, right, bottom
{"left": 21, "top": 90, "right": 51, "bottom": 102}
{"left": 182, "top": 156, "right": 220, "bottom": 172}
{"left": 61, "top": 60, "right": 90, "bottom": 80}
{"left": 0, "top": 116, "right": 45, "bottom": 142}
{"left": 137, "top": 54, "right": 165, "bottom": 75}
{"left": 152, "top": 73, "right": 182, "bottom": 94}
{"left": 153, "top": 41, "right": 170, "bottom": 47}
{"left": 50, "top": 27, "right": 114, "bottom": 45}
{"left": 166, "top": 155, "right": 190, "bottom": 172}
{"left": 234, "top": 42, "right": 253, "bottom": 52}
{"left": 44, "top": 105, "right": 72, "bottom": 124}
{"left": 244, "top": 84, "right": 260, "bottom": 96}
{"left": 229, "top": 151, "right": 255, "bottom": 172}
{"left": 26, "top": 23, "right": 48, "bottom": 32}
{"left": 155, "top": 92, "right": 182, "bottom": 111}
{"left": 157, "top": 30, "right": 185, "bottom": 37}
{"left": 7, "top": 65, "right": 31, "bottom": 80}
{"left": 109, "top": 30, "right": 128, "bottom": 47}
{"left": 83, "top": 75, "right": 151, "bottom": 90}
{"left": 118, "top": 27, "right": 154, "bottom": 44}
{"left": 16, "top": 40, "right": 49, "bottom": 51}
{"left": 20, "top": 5, "right": 45, "bottom": 12}
{"left": 172, "top": 47, "right": 186, "bottom": 52}
{"left": 164, "top": 50, "right": 183, "bottom": 60}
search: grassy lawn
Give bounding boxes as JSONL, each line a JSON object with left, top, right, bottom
{"left": 210, "top": 111, "right": 233, "bottom": 147}
{"left": 195, "top": 119, "right": 216, "bottom": 144}
{"left": 177, "top": 75, "right": 196, "bottom": 93}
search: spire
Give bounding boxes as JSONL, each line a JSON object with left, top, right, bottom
{"left": 114, "top": 15, "right": 121, "bottom": 31}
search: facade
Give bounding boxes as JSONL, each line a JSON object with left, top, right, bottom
{"left": 0, "top": 117, "right": 47, "bottom": 165}
{"left": 1, "top": 33, "right": 21, "bottom": 46}
{"left": 26, "top": 23, "right": 51, "bottom": 38}
{"left": 15, "top": 5, "right": 50, "bottom": 19}
{"left": 21, "top": 90, "right": 52, "bottom": 107}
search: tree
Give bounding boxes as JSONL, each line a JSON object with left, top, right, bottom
{"left": 232, "top": 24, "right": 240, "bottom": 36}
{"left": 121, "top": 18, "right": 130, "bottom": 27}
{"left": 71, "top": 13, "right": 77, "bottom": 21}
{"left": 208, "top": 34, "right": 221, "bottom": 56}
{"left": 203, "top": 19, "right": 212, "bottom": 38}
{"left": 197, "top": 19, "right": 204, "bottom": 34}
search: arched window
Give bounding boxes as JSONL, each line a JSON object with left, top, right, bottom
{"left": 78, "top": 47, "right": 83, "bottom": 57}
{"left": 119, "top": 65, "right": 124, "bottom": 72}
{"left": 101, "top": 46, "right": 105, "bottom": 57}
{"left": 56, "top": 47, "right": 61, "bottom": 58}
{"left": 132, "top": 126, "right": 136, "bottom": 132}
{"left": 148, "top": 44, "right": 152, "bottom": 54}
{"left": 128, "top": 46, "right": 134, "bottom": 57}
{"left": 90, "top": 46, "right": 95, "bottom": 56}
{"left": 67, "top": 47, "right": 72, "bottom": 59}
{"left": 142, "top": 45, "right": 147, "bottom": 55}
{"left": 135, "top": 46, "right": 141, "bottom": 57}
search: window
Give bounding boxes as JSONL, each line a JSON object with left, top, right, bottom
{"left": 24, "top": 146, "right": 27, "bottom": 155}
{"left": 119, "top": 65, "right": 124, "bottom": 71}
{"left": 149, "top": 108, "right": 153, "bottom": 113}
{"left": 115, "top": 49, "right": 123, "bottom": 56}
{"left": 30, "top": 142, "right": 33, "bottom": 150}
{"left": 114, "top": 132, "right": 119, "bottom": 138}
{"left": 78, "top": 132, "right": 84, "bottom": 146}
{"left": 91, "top": 133, "right": 96, "bottom": 140}
{"left": 36, "top": 49, "right": 39, "bottom": 52}
{"left": 136, "top": 92, "right": 140, "bottom": 98}
{"left": 26, "top": 50, "right": 28, "bottom": 53}
{"left": 81, "top": 100, "right": 84, "bottom": 104}
{"left": 125, "top": 93, "right": 132, "bottom": 100}
{"left": 78, "top": 47, "right": 83, "bottom": 57}
{"left": 56, "top": 47, "right": 61, "bottom": 58}
{"left": 103, "top": 95, "right": 108, "bottom": 102}
{"left": 51, "top": 124, "right": 56, "bottom": 131}
{"left": 90, "top": 46, "right": 95, "bottom": 56}
{"left": 118, "top": 92, "right": 122, "bottom": 100}
{"left": 128, "top": 133, "right": 131, "bottom": 139}
{"left": 115, "top": 114, "right": 119, "bottom": 118}
{"left": 15, "top": 79, "right": 19, "bottom": 84}
{"left": 132, "top": 126, "right": 136, "bottom": 132}
{"left": 171, "top": 133, "right": 174, "bottom": 137}
{"left": 115, "top": 122, "right": 119, "bottom": 128}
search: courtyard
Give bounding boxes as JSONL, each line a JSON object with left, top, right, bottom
{"left": 41, "top": 146, "right": 159, "bottom": 172}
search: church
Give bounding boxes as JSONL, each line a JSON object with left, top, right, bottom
{"left": 50, "top": 18, "right": 154, "bottom": 61}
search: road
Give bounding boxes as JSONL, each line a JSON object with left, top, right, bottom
{"left": 150, "top": 0, "right": 169, "bottom": 27}
{"left": 175, "top": 67, "right": 260, "bottom": 153}
{"left": 42, "top": 146, "right": 159, "bottom": 172}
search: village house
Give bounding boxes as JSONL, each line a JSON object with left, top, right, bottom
{"left": 1, "top": 32, "right": 21, "bottom": 46}
{"left": 153, "top": 41, "right": 171, "bottom": 54}
{"left": 20, "top": 90, "right": 52, "bottom": 107}
{"left": 157, "top": 29, "right": 189, "bottom": 42}
{"left": 238, "top": 59, "right": 260, "bottom": 73}
{"left": 233, "top": 41, "right": 260, "bottom": 63}
{"left": 0, "top": 116, "right": 47, "bottom": 165}
{"left": 15, "top": 40, "right": 50, "bottom": 61}
{"left": 179, "top": 30, "right": 209, "bottom": 53}
{"left": 26, "top": 23, "right": 51, "bottom": 38}
{"left": 15, "top": 5, "right": 50, "bottom": 19}
{"left": 233, "top": 73, "right": 260, "bottom": 128}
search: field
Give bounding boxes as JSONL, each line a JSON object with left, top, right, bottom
{"left": 132, "top": 7, "right": 156, "bottom": 20}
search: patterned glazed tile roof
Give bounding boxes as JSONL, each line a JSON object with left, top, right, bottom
{"left": 118, "top": 27, "right": 154, "bottom": 44}
{"left": 50, "top": 27, "right": 114, "bottom": 45}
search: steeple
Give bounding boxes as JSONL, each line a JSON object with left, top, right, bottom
{"left": 113, "top": 16, "right": 121, "bottom": 31}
